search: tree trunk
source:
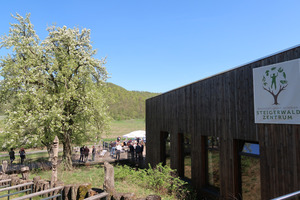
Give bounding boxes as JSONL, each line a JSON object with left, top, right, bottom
{"left": 47, "top": 145, "right": 53, "bottom": 161}
{"left": 62, "top": 130, "right": 73, "bottom": 170}
{"left": 273, "top": 94, "right": 279, "bottom": 105}
{"left": 41, "top": 137, "right": 53, "bottom": 161}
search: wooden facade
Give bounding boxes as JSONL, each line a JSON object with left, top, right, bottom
{"left": 146, "top": 46, "right": 300, "bottom": 199}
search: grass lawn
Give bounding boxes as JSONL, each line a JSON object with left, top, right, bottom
{"left": 104, "top": 119, "right": 145, "bottom": 139}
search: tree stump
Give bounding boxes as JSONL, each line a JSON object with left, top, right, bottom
{"left": 2, "top": 160, "right": 8, "bottom": 173}
{"left": 10, "top": 174, "right": 18, "bottom": 178}
{"left": 0, "top": 172, "right": 9, "bottom": 180}
{"left": 33, "top": 176, "right": 41, "bottom": 192}
{"left": 52, "top": 181, "right": 64, "bottom": 198}
{"left": 71, "top": 184, "right": 80, "bottom": 200}
{"left": 63, "top": 184, "right": 72, "bottom": 200}
{"left": 11, "top": 176, "right": 21, "bottom": 186}
{"left": 36, "top": 180, "right": 43, "bottom": 192}
{"left": 21, "top": 166, "right": 30, "bottom": 180}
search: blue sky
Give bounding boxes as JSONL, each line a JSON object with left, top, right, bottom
{"left": 1, "top": 0, "right": 300, "bottom": 93}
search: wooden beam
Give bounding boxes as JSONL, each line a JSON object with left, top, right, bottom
{"left": 0, "top": 182, "right": 33, "bottom": 193}
{"left": 0, "top": 179, "right": 11, "bottom": 184}
{"left": 11, "top": 186, "right": 64, "bottom": 200}
{"left": 84, "top": 192, "right": 109, "bottom": 200}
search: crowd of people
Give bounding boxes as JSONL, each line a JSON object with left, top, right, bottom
{"left": 79, "top": 145, "right": 96, "bottom": 162}
{"left": 109, "top": 136, "right": 145, "bottom": 161}
{"left": 7, "top": 137, "right": 145, "bottom": 165}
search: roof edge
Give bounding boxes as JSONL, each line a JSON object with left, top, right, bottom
{"left": 147, "top": 44, "right": 300, "bottom": 101}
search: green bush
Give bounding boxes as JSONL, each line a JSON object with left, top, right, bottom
{"left": 115, "top": 163, "right": 196, "bottom": 199}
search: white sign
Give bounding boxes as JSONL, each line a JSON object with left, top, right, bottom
{"left": 253, "top": 58, "right": 300, "bottom": 124}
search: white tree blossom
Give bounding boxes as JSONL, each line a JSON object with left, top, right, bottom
{"left": 0, "top": 13, "right": 110, "bottom": 170}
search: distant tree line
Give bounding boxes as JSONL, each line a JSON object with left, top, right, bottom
{"left": 0, "top": 83, "right": 160, "bottom": 121}
{"left": 106, "top": 83, "right": 160, "bottom": 120}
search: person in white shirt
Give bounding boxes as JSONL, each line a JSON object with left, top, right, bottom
{"left": 116, "top": 143, "right": 122, "bottom": 160}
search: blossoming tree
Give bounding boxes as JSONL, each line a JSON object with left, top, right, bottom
{"left": 0, "top": 13, "right": 110, "bottom": 170}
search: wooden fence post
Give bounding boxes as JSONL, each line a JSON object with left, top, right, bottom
{"left": 103, "top": 161, "right": 115, "bottom": 194}
{"left": 51, "top": 136, "right": 59, "bottom": 187}
{"left": 2, "top": 160, "right": 8, "bottom": 174}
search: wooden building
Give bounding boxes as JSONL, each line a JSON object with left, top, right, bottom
{"left": 146, "top": 46, "right": 300, "bottom": 200}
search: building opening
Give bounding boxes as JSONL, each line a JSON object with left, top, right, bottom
{"left": 206, "top": 136, "right": 220, "bottom": 189}
{"left": 160, "top": 131, "right": 170, "bottom": 166}
{"left": 239, "top": 142, "right": 261, "bottom": 200}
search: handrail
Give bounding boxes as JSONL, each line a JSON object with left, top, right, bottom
{"left": 11, "top": 186, "right": 64, "bottom": 200}
{"left": 271, "top": 190, "right": 300, "bottom": 200}
{"left": 0, "top": 182, "right": 33, "bottom": 199}
{"left": 0, "top": 179, "right": 11, "bottom": 188}
{"left": 84, "top": 192, "right": 109, "bottom": 200}
{"left": 0, "top": 179, "right": 12, "bottom": 184}
{"left": 0, "top": 182, "right": 33, "bottom": 192}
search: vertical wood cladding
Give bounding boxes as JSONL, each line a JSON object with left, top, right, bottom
{"left": 146, "top": 46, "right": 300, "bottom": 199}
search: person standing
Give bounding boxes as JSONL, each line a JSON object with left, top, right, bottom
{"left": 92, "top": 146, "right": 96, "bottom": 161}
{"left": 133, "top": 141, "right": 138, "bottom": 161}
{"left": 116, "top": 143, "right": 122, "bottom": 160}
{"left": 79, "top": 146, "right": 84, "bottom": 162}
{"left": 128, "top": 142, "right": 134, "bottom": 160}
{"left": 84, "top": 146, "right": 89, "bottom": 162}
{"left": 140, "top": 141, "right": 144, "bottom": 160}
{"left": 19, "top": 148, "right": 26, "bottom": 165}
{"left": 9, "top": 148, "right": 15, "bottom": 164}
{"left": 135, "top": 143, "right": 142, "bottom": 161}
{"left": 110, "top": 141, "right": 116, "bottom": 158}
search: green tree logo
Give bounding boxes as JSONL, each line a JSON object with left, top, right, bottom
{"left": 262, "top": 66, "right": 288, "bottom": 105}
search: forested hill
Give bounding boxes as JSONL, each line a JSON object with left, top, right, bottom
{"left": 107, "top": 83, "right": 160, "bottom": 120}
{"left": 0, "top": 83, "right": 160, "bottom": 120}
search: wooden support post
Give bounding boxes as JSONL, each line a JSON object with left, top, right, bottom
{"left": 21, "top": 166, "right": 29, "bottom": 180}
{"left": 51, "top": 136, "right": 59, "bottom": 187}
{"left": 103, "top": 161, "right": 115, "bottom": 194}
{"left": 2, "top": 160, "right": 8, "bottom": 174}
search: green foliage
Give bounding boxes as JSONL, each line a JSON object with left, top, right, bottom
{"left": 0, "top": 13, "right": 110, "bottom": 169}
{"left": 115, "top": 163, "right": 196, "bottom": 199}
{"left": 114, "top": 164, "right": 135, "bottom": 180}
{"left": 106, "top": 83, "right": 159, "bottom": 120}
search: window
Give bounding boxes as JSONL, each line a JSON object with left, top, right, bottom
{"left": 206, "top": 136, "right": 220, "bottom": 188}
{"left": 184, "top": 134, "right": 191, "bottom": 180}
{"left": 239, "top": 142, "right": 261, "bottom": 200}
{"left": 160, "top": 132, "right": 170, "bottom": 166}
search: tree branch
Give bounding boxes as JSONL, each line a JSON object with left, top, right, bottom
{"left": 275, "top": 84, "right": 288, "bottom": 96}
{"left": 263, "top": 86, "right": 275, "bottom": 96}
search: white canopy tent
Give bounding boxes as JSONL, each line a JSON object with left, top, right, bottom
{"left": 123, "top": 130, "right": 146, "bottom": 138}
